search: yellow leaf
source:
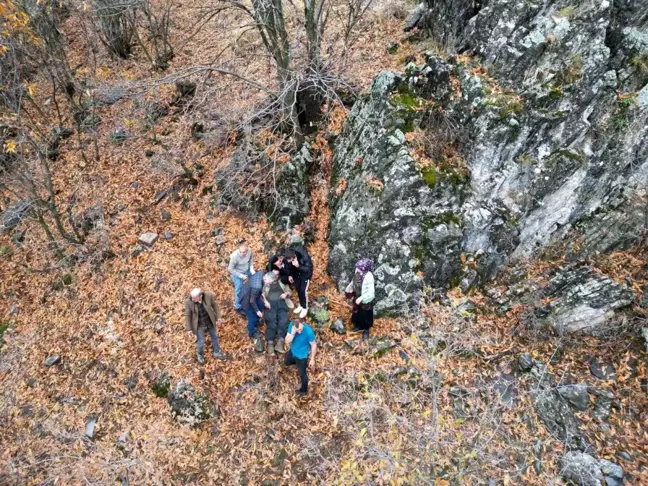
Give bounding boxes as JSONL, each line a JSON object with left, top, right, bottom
{"left": 360, "top": 427, "right": 366, "bottom": 437}
{"left": 4, "top": 140, "right": 16, "bottom": 153}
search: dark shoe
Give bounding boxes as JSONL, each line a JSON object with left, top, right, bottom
{"left": 267, "top": 341, "right": 275, "bottom": 356}
{"left": 212, "top": 351, "right": 227, "bottom": 360}
{"left": 350, "top": 326, "right": 363, "bottom": 333}
{"left": 235, "top": 308, "right": 246, "bottom": 317}
{"left": 197, "top": 354, "right": 205, "bottom": 364}
{"left": 296, "top": 388, "right": 307, "bottom": 397}
{"left": 362, "top": 330, "right": 369, "bottom": 340}
{"left": 275, "top": 338, "right": 285, "bottom": 354}
{"left": 254, "top": 336, "right": 265, "bottom": 353}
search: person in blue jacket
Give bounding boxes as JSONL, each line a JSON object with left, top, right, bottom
{"left": 284, "top": 318, "right": 317, "bottom": 396}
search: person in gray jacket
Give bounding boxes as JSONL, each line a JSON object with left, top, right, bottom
{"left": 228, "top": 239, "right": 255, "bottom": 311}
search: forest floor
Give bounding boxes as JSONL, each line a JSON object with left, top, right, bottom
{"left": 1, "top": 0, "right": 648, "bottom": 484}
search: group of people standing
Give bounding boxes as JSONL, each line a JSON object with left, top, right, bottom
{"left": 184, "top": 235, "right": 376, "bottom": 396}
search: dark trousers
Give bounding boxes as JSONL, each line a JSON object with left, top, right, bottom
{"left": 197, "top": 324, "right": 220, "bottom": 357}
{"left": 284, "top": 349, "right": 308, "bottom": 392}
{"left": 294, "top": 276, "right": 310, "bottom": 309}
{"left": 264, "top": 299, "right": 288, "bottom": 342}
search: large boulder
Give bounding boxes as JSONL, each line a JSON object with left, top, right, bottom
{"left": 560, "top": 452, "right": 625, "bottom": 486}
{"left": 561, "top": 452, "right": 604, "bottom": 486}
{"left": 328, "top": 0, "right": 648, "bottom": 313}
{"left": 542, "top": 266, "right": 634, "bottom": 335}
{"left": 167, "top": 380, "right": 216, "bottom": 427}
{"left": 215, "top": 142, "right": 311, "bottom": 228}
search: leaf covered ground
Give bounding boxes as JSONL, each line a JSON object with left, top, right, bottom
{"left": 1, "top": 0, "right": 648, "bottom": 484}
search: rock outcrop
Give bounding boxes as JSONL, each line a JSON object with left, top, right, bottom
{"left": 328, "top": 0, "right": 648, "bottom": 314}
{"left": 167, "top": 380, "right": 216, "bottom": 427}
{"left": 541, "top": 266, "right": 634, "bottom": 334}
{"left": 328, "top": 72, "right": 467, "bottom": 314}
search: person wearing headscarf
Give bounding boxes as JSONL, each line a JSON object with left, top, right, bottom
{"left": 344, "top": 258, "right": 375, "bottom": 339}
{"left": 262, "top": 272, "right": 292, "bottom": 356}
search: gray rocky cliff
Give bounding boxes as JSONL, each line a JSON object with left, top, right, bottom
{"left": 328, "top": 0, "right": 648, "bottom": 316}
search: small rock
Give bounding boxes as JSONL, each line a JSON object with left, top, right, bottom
{"left": 592, "top": 388, "right": 614, "bottom": 421}
{"left": 330, "top": 318, "right": 346, "bottom": 334}
{"left": 27, "top": 379, "right": 36, "bottom": 388}
{"left": 616, "top": 451, "right": 632, "bottom": 462}
{"left": 399, "top": 350, "right": 409, "bottom": 362}
{"left": 131, "top": 244, "right": 144, "bottom": 257}
{"left": 557, "top": 384, "right": 590, "bottom": 411}
{"left": 215, "top": 234, "right": 226, "bottom": 246}
{"left": 161, "top": 208, "right": 171, "bottom": 222}
{"left": 449, "top": 387, "right": 469, "bottom": 398}
{"left": 492, "top": 373, "right": 516, "bottom": 408}
{"left": 604, "top": 477, "right": 623, "bottom": 486}
{"left": 20, "top": 405, "right": 35, "bottom": 418}
{"left": 599, "top": 459, "right": 623, "bottom": 480}
{"left": 97, "top": 87, "right": 125, "bottom": 105}
{"left": 110, "top": 129, "right": 128, "bottom": 144}
{"left": 9, "top": 304, "right": 18, "bottom": 314}
{"left": 139, "top": 232, "right": 159, "bottom": 247}
{"left": 163, "top": 232, "right": 173, "bottom": 241}
{"left": 518, "top": 353, "right": 534, "bottom": 372}
{"left": 642, "top": 328, "right": 648, "bottom": 353}
{"left": 371, "top": 339, "right": 396, "bottom": 358}
{"left": 590, "top": 359, "right": 617, "bottom": 381}
{"left": 404, "top": 3, "right": 425, "bottom": 32}
{"left": 44, "top": 355, "right": 60, "bottom": 367}
{"left": 130, "top": 182, "right": 140, "bottom": 189}
{"left": 85, "top": 415, "right": 98, "bottom": 439}
{"left": 387, "top": 41, "right": 400, "bottom": 54}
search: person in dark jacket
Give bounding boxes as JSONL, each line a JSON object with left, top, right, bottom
{"left": 266, "top": 247, "right": 291, "bottom": 285}
{"left": 184, "top": 288, "right": 227, "bottom": 363}
{"left": 240, "top": 270, "right": 265, "bottom": 352}
{"left": 284, "top": 246, "right": 313, "bottom": 319}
